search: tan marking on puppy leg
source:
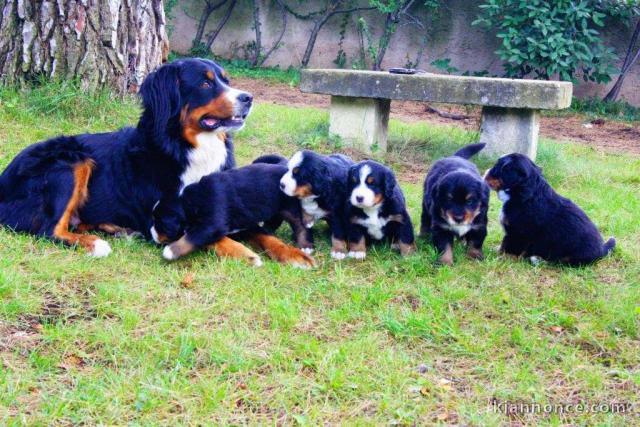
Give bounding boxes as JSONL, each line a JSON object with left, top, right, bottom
{"left": 399, "top": 242, "right": 416, "bottom": 256}
{"left": 349, "top": 237, "right": 366, "bottom": 253}
{"left": 248, "top": 234, "right": 315, "bottom": 268}
{"left": 206, "top": 236, "right": 262, "bottom": 266}
{"left": 53, "top": 160, "right": 108, "bottom": 256}
{"left": 439, "top": 244, "right": 454, "bottom": 266}
{"left": 164, "top": 235, "right": 196, "bottom": 260}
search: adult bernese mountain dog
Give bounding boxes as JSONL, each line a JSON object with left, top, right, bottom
{"left": 484, "top": 153, "right": 616, "bottom": 265}
{"left": 0, "top": 58, "right": 311, "bottom": 266}
{"left": 346, "top": 160, "right": 415, "bottom": 259}
{"left": 279, "top": 150, "right": 354, "bottom": 259}
{"left": 420, "top": 143, "right": 490, "bottom": 265}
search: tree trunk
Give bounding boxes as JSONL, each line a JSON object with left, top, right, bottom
{"left": 204, "top": 0, "right": 237, "bottom": 51}
{"left": 0, "top": 0, "right": 170, "bottom": 93}
{"left": 251, "top": 0, "right": 262, "bottom": 66}
{"left": 301, "top": 20, "right": 323, "bottom": 67}
{"left": 604, "top": 18, "right": 640, "bottom": 102}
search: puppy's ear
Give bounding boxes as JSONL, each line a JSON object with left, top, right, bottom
{"left": 383, "top": 168, "right": 396, "bottom": 199}
{"left": 139, "top": 63, "right": 182, "bottom": 140}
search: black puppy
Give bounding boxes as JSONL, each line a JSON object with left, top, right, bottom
{"left": 420, "top": 143, "right": 489, "bottom": 265}
{"left": 279, "top": 150, "right": 354, "bottom": 259}
{"left": 346, "top": 160, "right": 415, "bottom": 259}
{"left": 484, "top": 153, "right": 615, "bottom": 265}
{"left": 155, "top": 160, "right": 315, "bottom": 267}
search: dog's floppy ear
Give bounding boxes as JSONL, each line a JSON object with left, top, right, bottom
{"left": 383, "top": 168, "right": 396, "bottom": 199}
{"left": 139, "top": 63, "right": 182, "bottom": 141}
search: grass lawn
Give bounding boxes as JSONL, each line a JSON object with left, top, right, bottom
{"left": 0, "top": 83, "right": 639, "bottom": 425}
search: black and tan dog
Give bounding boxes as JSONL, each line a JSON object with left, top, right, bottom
{"left": 154, "top": 158, "right": 315, "bottom": 267}
{"left": 484, "top": 153, "right": 615, "bottom": 265}
{"left": 420, "top": 143, "right": 489, "bottom": 265}
{"left": 279, "top": 150, "right": 354, "bottom": 259}
{"left": 346, "top": 160, "right": 415, "bottom": 259}
{"left": 0, "top": 58, "right": 308, "bottom": 265}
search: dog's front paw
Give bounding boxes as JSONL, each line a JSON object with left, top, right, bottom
{"left": 348, "top": 250, "right": 366, "bottom": 260}
{"left": 301, "top": 247, "right": 314, "bottom": 255}
{"left": 163, "top": 244, "right": 179, "bottom": 261}
{"left": 89, "top": 239, "right": 112, "bottom": 258}
{"left": 331, "top": 251, "right": 347, "bottom": 260}
{"left": 467, "top": 247, "right": 484, "bottom": 260}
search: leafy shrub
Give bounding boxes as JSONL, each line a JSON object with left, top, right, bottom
{"left": 473, "top": 0, "right": 617, "bottom": 82}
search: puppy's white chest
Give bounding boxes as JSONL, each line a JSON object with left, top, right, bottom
{"left": 355, "top": 208, "right": 389, "bottom": 240}
{"left": 445, "top": 223, "right": 472, "bottom": 236}
{"left": 301, "top": 197, "right": 328, "bottom": 221}
{"left": 180, "top": 132, "right": 227, "bottom": 190}
{"left": 498, "top": 190, "right": 511, "bottom": 229}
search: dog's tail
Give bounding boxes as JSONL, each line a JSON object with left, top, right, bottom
{"left": 454, "top": 143, "right": 486, "bottom": 159}
{"left": 252, "top": 154, "right": 287, "bottom": 166}
{"left": 601, "top": 237, "right": 616, "bottom": 257}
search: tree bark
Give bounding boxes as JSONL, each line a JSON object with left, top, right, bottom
{"left": 0, "top": 0, "right": 170, "bottom": 93}
{"left": 192, "top": 0, "right": 227, "bottom": 50}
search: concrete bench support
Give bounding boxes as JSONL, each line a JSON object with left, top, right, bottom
{"left": 300, "top": 69, "right": 572, "bottom": 159}
{"left": 329, "top": 96, "right": 390, "bottom": 152}
{"left": 480, "top": 107, "right": 540, "bottom": 159}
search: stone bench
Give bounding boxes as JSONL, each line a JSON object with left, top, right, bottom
{"left": 299, "top": 69, "right": 572, "bottom": 159}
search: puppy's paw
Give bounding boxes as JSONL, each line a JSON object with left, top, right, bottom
{"left": 249, "top": 255, "right": 263, "bottom": 267}
{"left": 163, "top": 245, "right": 179, "bottom": 261}
{"left": 301, "top": 247, "right": 314, "bottom": 255}
{"left": 304, "top": 221, "right": 315, "bottom": 229}
{"left": 331, "top": 251, "right": 347, "bottom": 260}
{"left": 529, "top": 256, "right": 542, "bottom": 266}
{"left": 89, "top": 239, "right": 112, "bottom": 258}
{"left": 348, "top": 250, "right": 366, "bottom": 260}
{"left": 467, "top": 247, "right": 484, "bottom": 260}
{"left": 399, "top": 242, "right": 417, "bottom": 256}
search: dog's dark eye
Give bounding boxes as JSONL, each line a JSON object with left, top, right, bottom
{"left": 367, "top": 176, "right": 375, "bottom": 184}
{"left": 352, "top": 175, "right": 358, "bottom": 183}
{"left": 466, "top": 198, "right": 475, "bottom": 205}
{"left": 201, "top": 80, "right": 212, "bottom": 89}
{"left": 292, "top": 167, "right": 299, "bottom": 175}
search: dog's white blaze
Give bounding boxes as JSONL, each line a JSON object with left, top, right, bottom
{"left": 280, "top": 151, "right": 303, "bottom": 196}
{"left": 301, "top": 196, "right": 328, "bottom": 222}
{"left": 180, "top": 132, "right": 228, "bottom": 192}
{"left": 355, "top": 205, "right": 390, "bottom": 240}
{"left": 350, "top": 165, "right": 377, "bottom": 208}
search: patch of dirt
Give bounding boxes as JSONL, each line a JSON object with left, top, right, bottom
{"left": 235, "top": 77, "right": 640, "bottom": 155}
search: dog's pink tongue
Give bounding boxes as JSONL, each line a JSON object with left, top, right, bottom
{"left": 202, "top": 117, "right": 217, "bottom": 127}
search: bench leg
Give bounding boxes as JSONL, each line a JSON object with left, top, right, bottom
{"left": 479, "top": 107, "right": 539, "bottom": 160}
{"left": 329, "top": 96, "right": 390, "bottom": 153}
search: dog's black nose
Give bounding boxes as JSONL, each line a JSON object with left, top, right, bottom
{"left": 356, "top": 196, "right": 364, "bottom": 203}
{"left": 238, "top": 93, "right": 253, "bottom": 105}
{"left": 279, "top": 182, "right": 285, "bottom": 190}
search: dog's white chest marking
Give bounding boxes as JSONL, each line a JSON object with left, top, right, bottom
{"left": 445, "top": 223, "right": 472, "bottom": 236}
{"left": 355, "top": 207, "right": 389, "bottom": 240}
{"left": 301, "top": 196, "right": 328, "bottom": 225}
{"left": 180, "top": 132, "right": 227, "bottom": 191}
{"left": 498, "top": 190, "right": 511, "bottom": 228}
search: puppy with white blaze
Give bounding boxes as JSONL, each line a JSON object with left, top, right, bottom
{"left": 346, "top": 160, "right": 415, "bottom": 259}
{"left": 280, "top": 150, "right": 354, "bottom": 259}
{"left": 420, "top": 143, "right": 490, "bottom": 265}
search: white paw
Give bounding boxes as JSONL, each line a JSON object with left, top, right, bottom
{"left": 89, "top": 239, "right": 112, "bottom": 258}
{"left": 390, "top": 243, "right": 400, "bottom": 250}
{"left": 305, "top": 221, "right": 315, "bottom": 229}
{"left": 251, "top": 257, "right": 263, "bottom": 267}
{"left": 529, "top": 256, "right": 542, "bottom": 266}
{"left": 301, "top": 247, "right": 314, "bottom": 255}
{"left": 150, "top": 226, "right": 161, "bottom": 244}
{"left": 348, "top": 251, "right": 366, "bottom": 260}
{"left": 163, "top": 245, "right": 178, "bottom": 261}
{"left": 331, "top": 251, "right": 347, "bottom": 260}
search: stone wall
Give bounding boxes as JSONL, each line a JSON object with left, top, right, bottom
{"left": 169, "top": 0, "right": 640, "bottom": 106}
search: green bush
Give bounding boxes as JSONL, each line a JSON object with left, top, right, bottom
{"left": 473, "top": 0, "right": 617, "bottom": 83}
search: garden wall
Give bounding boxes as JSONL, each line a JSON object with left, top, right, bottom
{"left": 169, "top": 0, "right": 640, "bottom": 106}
